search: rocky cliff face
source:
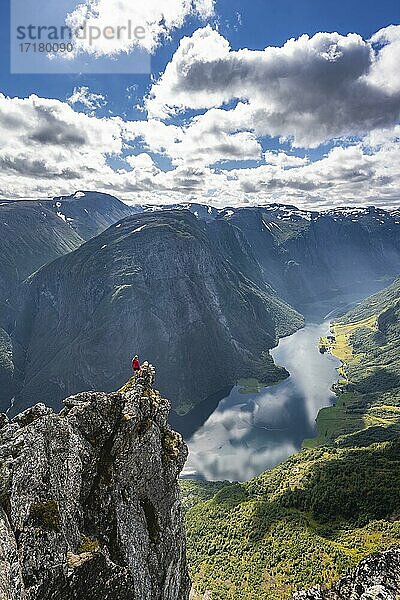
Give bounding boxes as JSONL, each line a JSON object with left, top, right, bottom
{"left": 294, "top": 546, "right": 400, "bottom": 599}
{"left": 0, "top": 192, "right": 136, "bottom": 408}
{"left": 0, "top": 364, "right": 190, "bottom": 600}
{"left": 217, "top": 205, "right": 400, "bottom": 309}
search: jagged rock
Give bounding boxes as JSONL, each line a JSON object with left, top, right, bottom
{"left": 12, "top": 404, "right": 53, "bottom": 428}
{"left": 0, "top": 364, "right": 190, "bottom": 600}
{"left": 293, "top": 546, "right": 400, "bottom": 599}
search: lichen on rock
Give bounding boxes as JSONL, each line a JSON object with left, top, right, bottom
{"left": 28, "top": 500, "right": 61, "bottom": 532}
{"left": 0, "top": 363, "right": 190, "bottom": 600}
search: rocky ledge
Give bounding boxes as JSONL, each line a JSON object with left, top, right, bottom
{"left": 0, "top": 363, "right": 190, "bottom": 600}
{"left": 294, "top": 546, "right": 400, "bottom": 599}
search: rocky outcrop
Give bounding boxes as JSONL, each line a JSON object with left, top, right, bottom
{"left": 0, "top": 364, "right": 190, "bottom": 600}
{"left": 294, "top": 546, "right": 400, "bottom": 599}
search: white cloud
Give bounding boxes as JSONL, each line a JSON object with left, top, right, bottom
{"left": 125, "top": 108, "right": 262, "bottom": 166}
{"left": 264, "top": 151, "right": 309, "bottom": 168}
{"left": 124, "top": 119, "right": 185, "bottom": 157}
{"left": 0, "top": 92, "right": 399, "bottom": 209}
{"left": 228, "top": 139, "right": 400, "bottom": 208}
{"left": 125, "top": 152, "right": 158, "bottom": 171}
{"left": 67, "top": 86, "right": 107, "bottom": 113}
{"left": 146, "top": 25, "right": 400, "bottom": 147}
{"left": 66, "top": 0, "right": 216, "bottom": 56}
{"left": 369, "top": 25, "right": 400, "bottom": 94}
{"left": 0, "top": 94, "right": 123, "bottom": 197}
{"left": 0, "top": 24, "right": 399, "bottom": 210}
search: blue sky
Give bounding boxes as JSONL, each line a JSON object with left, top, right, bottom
{"left": 0, "top": 0, "right": 399, "bottom": 208}
{"left": 2, "top": 1, "right": 398, "bottom": 115}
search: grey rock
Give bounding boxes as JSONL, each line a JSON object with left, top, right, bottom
{"left": 0, "top": 364, "right": 190, "bottom": 600}
{"left": 294, "top": 546, "right": 400, "bottom": 599}
{"left": 0, "top": 414, "right": 9, "bottom": 430}
{"left": 12, "top": 404, "right": 53, "bottom": 428}
{"left": 0, "top": 506, "right": 25, "bottom": 600}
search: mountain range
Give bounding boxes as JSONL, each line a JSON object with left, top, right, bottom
{"left": 1, "top": 191, "right": 400, "bottom": 599}
{"left": 10, "top": 210, "right": 302, "bottom": 414}
{"left": 0, "top": 191, "right": 135, "bottom": 408}
{"left": 1, "top": 192, "right": 400, "bottom": 417}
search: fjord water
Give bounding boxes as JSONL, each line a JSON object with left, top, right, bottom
{"left": 182, "top": 321, "right": 340, "bottom": 482}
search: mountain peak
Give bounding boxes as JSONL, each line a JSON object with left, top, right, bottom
{"left": 0, "top": 364, "right": 190, "bottom": 600}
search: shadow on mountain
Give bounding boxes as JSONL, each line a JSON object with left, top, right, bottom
{"left": 244, "top": 441, "right": 400, "bottom": 550}
{"left": 355, "top": 368, "right": 400, "bottom": 394}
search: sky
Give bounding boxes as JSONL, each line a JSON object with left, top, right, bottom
{"left": 0, "top": 0, "right": 399, "bottom": 209}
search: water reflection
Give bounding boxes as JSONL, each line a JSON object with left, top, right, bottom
{"left": 182, "top": 321, "right": 340, "bottom": 481}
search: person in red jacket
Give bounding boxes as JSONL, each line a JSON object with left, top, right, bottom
{"left": 132, "top": 355, "right": 141, "bottom": 373}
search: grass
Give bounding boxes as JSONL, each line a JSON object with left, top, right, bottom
{"left": 184, "top": 442, "right": 400, "bottom": 600}
{"left": 303, "top": 393, "right": 364, "bottom": 448}
{"left": 238, "top": 378, "right": 268, "bottom": 394}
{"left": 310, "top": 295, "right": 400, "bottom": 448}
{"left": 330, "top": 315, "right": 377, "bottom": 363}
{"left": 319, "top": 315, "right": 378, "bottom": 365}
{"left": 29, "top": 500, "right": 61, "bottom": 532}
{"left": 78, "top": 535, "right": 100, "bottom": 554}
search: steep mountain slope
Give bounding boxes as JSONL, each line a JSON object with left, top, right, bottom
{"left": 51, "top": 191, "right": 136, "bottom": 239}
{"left": 0, "top": 191, "right": 135, "bottom": 309}
{"left": 310, "top": 277, "right": 400, "bottom": 447}
{"left": 4, "top": 199, "right": 400, "bottom": 417}
{"left": 0, "top": 201, "right": 83, "bottom": 312}
{"left": 0, "top": 364, "right": 190, "bottom": 600}
{"left": 0, "top": 192, "right": 136, "bottom": 408}
{"left": 183, "top": 441, "right": 400, "bottom": 600}
{"left": 0, "top": 202, "right": 85, "bottom": 407}
{"left": 215, "top": 205, "right": 400, "bottom": 309}
{"left": 10, "top": 210, "right": 303, "bottom": 415}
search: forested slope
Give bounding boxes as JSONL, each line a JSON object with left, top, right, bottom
{"left": 184, "top": 279, "right": 400, "bottom": 599}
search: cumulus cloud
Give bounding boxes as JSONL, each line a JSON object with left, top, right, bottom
{"left": 369, "top": 25, "right": 400, "bottom": 93}
{"left": 264, "top": 151, "right": 309, "bottom": 168}
{"left": 146, "top": 25, "right": 400, "bottom": 147}
{"left": 0, "top": 24, "right": 399, "bottom": 209}
{"left": 67, "top": 86, "right": 107, "bottom": 113}
{"left": 228, "top": 139, "right": 400, "bottom": 208}
{"left": 66, "top": 0, "right": 215, "bottom": 56}
{"left": 0, "top": 94, "right": 123, "bottom": 197}
{"left": 125, "top": 107, "right": 262, "bottom": 166}
{"left": 0, "top": 91, "right": 399, "bottom": 209}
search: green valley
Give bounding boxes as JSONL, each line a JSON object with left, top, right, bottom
{"left": 310, "top": 278, "right": 400, "bottom": 448}
{"left": 182, "top": 442, "right": 400, "bottom": 599}
{"left": 183, "top": 278, "right": 400, "bottom": 599}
